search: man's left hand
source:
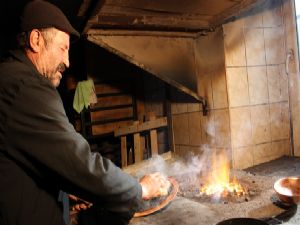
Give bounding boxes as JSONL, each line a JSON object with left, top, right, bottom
{"left": 69, "top": 194, "right": 93, "bottom": 212}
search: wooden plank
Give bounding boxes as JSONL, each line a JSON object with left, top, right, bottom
{"left": 121, "top": 136, "right": 127, "bottom": 167}
{"left": 92, "top": 120, "right": 133, "bottom": 135}
{"left": 166, "top": 91, "right": 175, "bottom": 152}
{"left": 94, "top": 83, "right": 131, "bottom": 94}
{"left": 134, "top": 133, "right": 142, "bottom": 163}
{"left": 91, "top": 107, "right": 133, "bottom": 121}
{"left": 114, "top": 117, "right": 167, "bottom": 137}
{"left": 150, "top": 129, "right": 158, "bottom": 155}
{"left": 91, "top": 95, "right": 133, "bottom": 108}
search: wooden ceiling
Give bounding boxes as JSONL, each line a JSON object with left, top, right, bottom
{"left": 80, "top": 0, "right": 265, "bottom": 33}
{"left": 0, "top": 0, "right": 265, "bottom": 38}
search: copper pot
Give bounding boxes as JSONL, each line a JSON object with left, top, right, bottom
{"left": 274, "top": 176, "right": 300, "bottom": 204}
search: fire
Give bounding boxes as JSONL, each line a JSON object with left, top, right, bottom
{"left": 200, "top": 151, "right": 246, "bottom": 198}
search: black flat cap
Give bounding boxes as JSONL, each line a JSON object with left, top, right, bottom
{"left": 20, "top": 0, "right": 80, "bottom": 40}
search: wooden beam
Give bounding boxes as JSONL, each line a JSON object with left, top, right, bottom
{"left": 121, "top": 136, "right": 127, "bottom": 167}
{"left": 150, "top": 129, "right": 158, "bottom": 155}
{"left": 114, "top": 117, "right": 168, "bottom": 137}
{"left": 134, "top": 133, "right": 142, "bottom": 163}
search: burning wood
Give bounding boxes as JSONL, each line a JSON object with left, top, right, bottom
{"left": 199, "top": 151, "right": 247, "bottom": 199}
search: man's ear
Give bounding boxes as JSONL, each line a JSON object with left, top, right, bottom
{"left": 28, "top": 29, "right": 43, "bottom": 53}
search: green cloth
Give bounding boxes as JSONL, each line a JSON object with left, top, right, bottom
{"left": 73, "top": 80, "right": 97, "bottom": 113}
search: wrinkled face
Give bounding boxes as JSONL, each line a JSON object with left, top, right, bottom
{"left": 38, "top": 29, "right": 70, "bottom": 87}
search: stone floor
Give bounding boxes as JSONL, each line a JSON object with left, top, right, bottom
{"left": 129, "top": 156, "right": 300, "bottom": 225}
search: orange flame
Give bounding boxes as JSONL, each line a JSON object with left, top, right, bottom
{"left": 200, "top": 151, "right": 245, "bottom": 197}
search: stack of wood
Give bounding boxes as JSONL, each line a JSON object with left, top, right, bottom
{"left": 114, "top": 113, "right": 168, "bottom": 167}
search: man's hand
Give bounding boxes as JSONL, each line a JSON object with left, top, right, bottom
{"left": 69, "top": 194, "right": 93, "bottom": 212}
{"left": 139, "top": 172, "right": 171, "bottom": 200}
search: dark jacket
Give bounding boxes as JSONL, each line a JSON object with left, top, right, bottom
{"left": 0, "top": 50, "right": 142, "bottom": 225}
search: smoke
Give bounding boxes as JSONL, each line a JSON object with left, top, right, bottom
{"left": 136, "top": 145, "right": 213, "bottom": 182}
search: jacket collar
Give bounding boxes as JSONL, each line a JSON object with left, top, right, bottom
{"left": 9, "top": 49, "right": 40, "bottom": 74}
{"left": 8, "top": 49, "right": 55, "bottom": 88}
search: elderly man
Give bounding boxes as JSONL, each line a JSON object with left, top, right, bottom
{"left": 0, "top": 1, "right": 166, "bottom": 225}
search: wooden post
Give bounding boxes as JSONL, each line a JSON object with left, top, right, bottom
{"left": 121, "top": 136, "right": 127, "bottom": 167}
{"left": 148, "top": 112, "right": 158, "bottom": 156}
{"left": 150, "top": 129, "right": 158, "bottom": 155}
{"left": 134, "top": 133, "right": 142, "bottom": 163}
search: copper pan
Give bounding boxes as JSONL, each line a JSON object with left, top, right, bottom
{"left": 133, "top": 177, "right": 179, "bottom": 217}
{"left": 274, "top": 176, "right": 300, "bottom": 204}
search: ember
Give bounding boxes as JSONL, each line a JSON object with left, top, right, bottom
{"left": 200, "top": 151, "right": 247, "bottom": 199}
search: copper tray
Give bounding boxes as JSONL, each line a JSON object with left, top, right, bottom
{"left": 133, "top": 177, "right": 179, "bottom": 217}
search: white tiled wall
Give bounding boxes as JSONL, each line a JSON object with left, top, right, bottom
{"left": 171, "top": 0, "right": 296, "bottom": 169}
{"left": 224, "top": 0, "right": 291, "bottom": 169}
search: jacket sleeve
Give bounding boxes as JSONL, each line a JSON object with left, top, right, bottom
{"left": 3, "top": 73, "right": 142, "bottom": 215}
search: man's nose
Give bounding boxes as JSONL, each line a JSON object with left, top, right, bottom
{"left": 63, "top": 52, "right": 70, "bottom": 68}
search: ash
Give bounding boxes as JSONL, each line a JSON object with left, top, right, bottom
{"left": 177, "top": 171, "right": 259, "bottom": 204}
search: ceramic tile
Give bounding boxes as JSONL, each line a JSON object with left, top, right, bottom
{"left": 171, "top": 102, "right": 178, "bottom": 115}
{"left": 250, "top": 105, "right": 271, "bottom": 144}
{"left": 224, "top": 18, "right": 244, "bottom": 29}
{"left": 201, "top": 111, "right": 216, "bottom": 145}
{"left": 244, "top": 28, "right": 266, "bottom": 66}
{"left": 212, "top": 69, "right": 229, "bottom": 109}
{"left": 267, "top": 65, "right": 289, "bottom": 103}
{"left": 174, "top": 144, "right": 180, "bottom": 155}
{"left": 247, "top": 66, "right": 269, "bottom": 105}
{"left": 262, "top": 2, "right": 283, "bottom": 27}
{"left": 291, "top": 103, "right": 300, "bottom": 157}
{"left": 173, "top": 114, "right": 190, "bottom": 145}
{"left": 187, "top": 103, "right": 201, "bottom": 112}
{"left": 174, "top": 145, "right": 186, "bottom": 159}
{"left": 270, "top": 102, "right": 290, "bottom": 141}
{"left": 271, "top": 140, "right": 291, "bottom": 158}
{"left": 253, "top": 143, "right": 272, "bottom": 165}
{"left": 189, "top": 146, "right": 203, "bottom": 155}
{"left": 223, "top": 25, "right": 246, "bottom": 67}
{"left": 264, "top": 27, "right": 285, "bottom": 65}
{"left": 244, "top": 10, "right": 263, "bottom": 28}
{"left": 177, "top": 145, "right": 192, "bottom": 160}
{"left": 214, "top": 109, "right": 231, "bottom": 148}
{"left": 232, "top": 146, "right": 254, "bottom": 169}
{"left": 230, "top": 107, "right": 253, "bottom": 148}
{"left": 283, "top": 0, "right": 298, "bottom": 64}
{"left": 198, "top": 74, "right": 213, "bottom": 110}
{"left": 176, "top": 102, "right": 188, "bottom": 114}
{"left": 278, "top": 64, "right": 289, "bottom": 101}
{"left": 226, "top": 67, "right": 250, "bottom": 107}
{"left": 188, "top": 112, "right": 202, "bottom": 146}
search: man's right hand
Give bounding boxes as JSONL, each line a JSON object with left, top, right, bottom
{"left": 139, "top": 172, "right": 171, "bottom": 200}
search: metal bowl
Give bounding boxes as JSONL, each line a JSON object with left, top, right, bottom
{"left": 274, "top": 176, "right": 300, "bottom": 204}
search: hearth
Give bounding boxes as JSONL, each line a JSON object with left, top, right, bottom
{"left": 129, "top": 156, "right": 300, "bottom": 225}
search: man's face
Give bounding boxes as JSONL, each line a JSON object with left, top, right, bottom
{"left": 39, "top": 30, "right": 70, "bottom": 87}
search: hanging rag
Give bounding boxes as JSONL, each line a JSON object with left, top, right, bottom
{"left": 73, "top": 79, "right": 97, "bottom": 113}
